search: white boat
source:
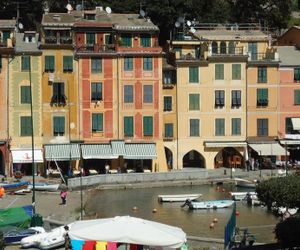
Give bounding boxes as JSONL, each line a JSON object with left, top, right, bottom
{"left": 158, "top": 194, "right": 202, "bottom": 202}
{"left": 20, "top": 225, "right": 66, "bottom": 249}
{"left": 230, "top": 191, "right": 256, "bottom": 201}
{"left": 28, "top": 183, "right": 60, "bottom": 192}
{"left": 182, "top": 199, "right": 235, "bottom": 210}
{"left": 245, "top": 193, "right": 261, "bottom": 206}
{"left": 235, "top": 178, "right": 258, "bottom": 189}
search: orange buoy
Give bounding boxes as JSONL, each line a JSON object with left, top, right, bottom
{"left": 0, "top": 187, "right": 4, "bottom": 198}
{"left": 213, "top": 218, "right": 218, "bottom": 223}
{"left": 236, "top": 211, "right": 240, "bottom": 216}
{"left": 209, "top": 223, "right": 215, "bottom": 229}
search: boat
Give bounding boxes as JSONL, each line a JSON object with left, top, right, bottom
{"left": 158, "top": 194, "right": 202, "bottom": 202}
{"left": 28, "top": 183, "right": 60, "bottom": 192}
{"left": 1, "top": 181, "right": 30, "bottom": 193}
{"left": 20, "top": 225, "right": 67, "bottom": 249}
{"left": 182, "top": 199, "right": 235, "bottom": 210}
{"left": 229, "top": 191, "right": 256, "bottom": 201}
{"left": 245, "top": 193, "right": 261, "bottom": 206}
{"left": 0, "top": 205, "right": 33, "bottom": 230}
{"left": 234, "top": 178, "right": 258, "bottom": 189}
{"left": 4, "top": 226, "right": 45, "bottom": 245}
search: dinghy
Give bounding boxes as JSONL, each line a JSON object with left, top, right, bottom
{"left": 235, "top": 178, "right": 258, "bottom": 189}
{"left": 182, "top": 199, "right": 235, "bottom": 210}
{"left": 158, "top": 194, "right": 202, "bottom": 202}
{"left": 4, "top": 227, "right": 45, "bottom": 245}
{"left": 229, "top": 191, "right": 256, "bottom": 201}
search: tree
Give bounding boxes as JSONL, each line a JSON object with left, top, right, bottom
{"left": 274, "top": 217, "right": 300, "bottom": 247}
{"left": 256, "top": 174, "right": 300, "bottom": 211}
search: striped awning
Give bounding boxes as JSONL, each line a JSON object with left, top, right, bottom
{"left": 81, "top": 144, "right": 117, "bottom": 159}
{"left": 124, "top": 143, "right": 157, "bottom": 159}
{"left": 111, "top": 140, "right": 126, "bottom": 156}
{"left": 44, "top": 144, "right": 80, "bottom": 161}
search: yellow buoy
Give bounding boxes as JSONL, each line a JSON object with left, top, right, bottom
{"left": 213, "top": 218, "right": 218, "bottom": 223}
{"left": 209, "top": 223, "right": 215, "bottom": 229}
{"left": 152, "top": 209, "right": 157, "bottom": 213}
{"left": 132, "top": 206, "right": 138, "bottom": 211}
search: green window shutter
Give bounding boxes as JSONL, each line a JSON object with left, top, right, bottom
{"left": 141, "top": 34, "right": 151, "bottom": 47}
{"left": 124, "top": 57, "right": 133, "bottom": 71}
{"left": 294, "top": 68, "right": 300, "bottom": 81}
{"left": 257, "top": 119, "right": 268, "bottom": 136}
{"left": 2, "top": 31, "right": 10, "bottom": 42}
{"left": 124, "top": 116, "right": 134, "bottom": 137}
{"left": 143, "top": 116, "right": 153, "bottom": 136}
{"left": 258, "top": 67, "right": 267, "bottom": 83}
{"left": 53, "top": 117, "right": 65, "bottom": 135}
{"left": 165, "top": 123, "right": 173, "bottom": 137}
{"left": 164, "top": 96, "right": 172, "bottom": 111}
{"left": 232, "top": 118, "right": 241, "bottom": 135}
{"left": 143, "top": 85, "right": 153, "bottom": 103}
{"left": 92, "top": 113, "right": 103, "bottom": 132}
{"left": 285, "top": 118, "right": 293, "bottom": 134}
{"left": 232, "top": 64, "right": 241, "bottom": 80}
{"left": 121, "top": 35, "right": 132, "bottom": 47}
{"left": 215, "top": 64, "right": 224, "bottom": 80}
{"left": 45, "top": 56, "right": 55, "bottom": 72}
{"left": 143, "top": 57, "right": 152, "bottom": 71}
{"left": 215, "top": 118, "right": 225, "bottom": 136}
{"left": 86, "top": 33, "right": 95, "bottom": 45}
{"left": 20, "top": 116, "right": 32, "bottom": 136}
{"left": 0, "top": 55, "right": 2, "bottom": 69}
{"left": 105, "top": 34, "right": 112, "bottom": 44}
{"left": 189, "top": 94, "right": 200, "bottom": 110}
{"left": 21, "top": 56, "right": 30, "bottom": 71}
{"left": 189, "top": 67, "right": 199, "bottom": 83}
{"left": 91, "top": 58, "right": 102, "bottom": 73}
{"left": 257, "top": 89, "right": 268, "bottom": 106}
{"left": 63, "top": 56, "right": 73, "bottom": 72}
{"left": 190, "top": 119, "right": 199, "bottom": 136}
{"left": 21, "top": 86, "right": 31, "bottom": 104}
{"left": 295, "top": 90, "right": 300, "bottom": 105}
{"left": 124, "top": 85, "right": 133, "bottom": 103}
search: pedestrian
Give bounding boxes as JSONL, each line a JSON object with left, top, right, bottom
{"left": 60, "top": 190, "right": 67, "bottom": 205}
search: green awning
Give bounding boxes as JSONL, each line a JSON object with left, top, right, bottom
{"left": 124, "top": 143, "right": 157, "bottom": 159}
{"left": 81, "top": 144, "right": 117, "bottom": 159}
{"left": 111, "top": 140, "right": 126, "bottom": 156}
{"left": 44, "top": 144, "right": 81, "bottom": 161}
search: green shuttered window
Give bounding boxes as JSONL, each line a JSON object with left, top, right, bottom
{"left": 189, "top": 67, "right": 199, "bottom": 83}
{"left": 232, "top": 64, "right": 241, "bottom": 80}
{"left": 257, "top": 118, "right": 268, "bottom": 136}
{"left": 53, "top": 116, "right": 65, "bottom": 136}
{"left": 143, "top": 57, "right": 152, "bottom": 71}
{"left": 124, "top": 85, "right": 133, "bottom": 103}
{"left": 165, "top": 123, "right": 173, "bottom": 138}
{"left": 91, "top": 58, "right": 102, "bottom": 73}
{"left": 121, "top": 35, "right": 132, "bottom": 47}
{"left": 141, "top": 34, "right": 151, "bottom": 47}
{"left": 190, "top": 119, "right": 199, "bottom": 136}
{"left": 86, "top": 33, "right": 95, "bottom": 45}
{"left": 189, "top": 94, "right": 200, "bottom": 110}
{"left": 258, "top": 67, "right": 267, "bottom": 83}
{"left": 232, "top": 118, "right": 241, "bottom": 135}
{"left": 63, "top": 56, "right": 73, "bottom": 72}
{"left": 143, "top": 85, "right": 153, "bottom": 103}
{"left": 124, "top": 116, "right": 134, "bottom": 137}
{"left": 215, "top": 118, "right": 225, "bottom": 136}
{"left": 294, "top": 68, "right": 300, "bottom": 81}
{"left": 295, "top": 90, "right": 300, "bottom": 105}
{"left": 20, "top": 116, "right": 32, "bottom": 136}
{"left": 92, "top": 113, "right": 103, "bottom": 132}
{"left": 164, "top": 96, "right": 172, "bottom": 111}
{"left": 91, "top": 82, "right": 102, "bottom": 101}
{"left": 143, "top": 116, "right": 153, "bottom": 136}
{"left": 215, "top": 64, "right": 224, "bottom": 80}
{"left": 21, "top": 56, "right": 30, "bottom": 71}
{"left": 257, "top": 89, "right": 268, "bottom": 106}
{"left": 45, "top": 56, "right": 55, "bottom": 72}
{"left": 21, "top": 86, "right": 31, "bottom": 104}
{"left": 124, "top": 57, "right": 133, "bottom": 71}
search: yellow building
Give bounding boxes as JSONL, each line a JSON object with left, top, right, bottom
{"left": 168, "top": 23, "right": 279, "bottom": 170}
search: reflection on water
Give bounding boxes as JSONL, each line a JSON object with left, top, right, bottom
{"left": 85, "top": 184, "right": 279, "bottom": 243}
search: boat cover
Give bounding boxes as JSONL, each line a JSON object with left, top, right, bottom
{"left": 0, "top": 205, "right": 33, "bottom": 231}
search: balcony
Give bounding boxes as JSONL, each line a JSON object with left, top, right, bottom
{"left": 248, "top": 52, "right": 279, "bottom": 64}
{"left": 60, "top": 36, "right": 73, "bottom": 44}
{"left": 257, "top": 99, "right": 268, "bottom": 107}
{"left": 50, "top": 95, "right": 67, "bottom": 107}
{"left": 76, "top": 44, "right": 116, "bottom": 54}
{"left": 210, "top": 46, "right": 245, "bottom": 57}
{"left": 45, "top": 36, "right": 58, "bottom": 44}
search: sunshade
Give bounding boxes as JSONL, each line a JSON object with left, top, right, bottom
{"left": 68, "top": 216, "right": 186, "bottom": 248}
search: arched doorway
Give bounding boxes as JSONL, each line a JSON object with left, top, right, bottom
{"left": 164, "top": 147, "right": 173, "bottom": 170}
{"left": 214, "top": 147, "right": 243, "bottom": 169}
{"left": 183, "top": 150, "right": 205, "bottom": 168}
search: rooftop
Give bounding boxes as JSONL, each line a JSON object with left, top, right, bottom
{"left": 277, "top": 46, "right": 300, "bottom": 66}
{"left": 0, "top": 19, "right": 16, "bottom": 29}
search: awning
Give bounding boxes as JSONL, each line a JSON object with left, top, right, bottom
{"left": 81, "top": 144, "right": 117, "bottom": 159}
{"left": 111, "top": 140, "right": 126, "bottom": 156}
{"left": 44, "top": 144, "right": 80, "bottom": 161}
{"left": 248, "top": 143, "right": 288, "bottom": 156}
{"left": 280, "top": 140, "right": 300, "bottom": 145}
{"left": 11, "top": 149, "right": 43, "bottom": 163}
{"left": 205, "top": 142, "right": 247, "bottom": 148}
{"left": 124, "top": 143, "right": 157, "bottom": 159}
{"left": 291, "top": 118, "right": 300, "bottom": 130}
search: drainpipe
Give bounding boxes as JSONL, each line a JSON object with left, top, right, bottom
{"left": 117, "top": 54, "right": 120, "bottom": 139}
{"left": 176, "top": 65, "right": 179, "bottom": 170}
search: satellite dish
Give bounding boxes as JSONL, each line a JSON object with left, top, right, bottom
{"left": 66, "top": 4, "right": 73, "bottom": 11}
{"left": 175, "top": 21, "right": 180, "bottom": 28}
{"left": 139, "top": 9, "right": 145, "bottom": 17}
{"left": 186, "top": 20, "right": 192, "bottom": 27}
{"left": 76, "top": 4, "right": 83, "bottom": 11}
{"left": 105, "top": 6, "right": 112, "bottom": 14}
{"left": 177, "top": 16, "right": 184, "bottom": 23}
{"left": 18, "top": 22, "right": 24, "bottom": 30}
{"left": 190, "top": 27, "right": 196, "bottom": 34}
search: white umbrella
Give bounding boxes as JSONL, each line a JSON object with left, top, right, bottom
{"left": 68, "top": 216, "right": 186, "bottom": 248}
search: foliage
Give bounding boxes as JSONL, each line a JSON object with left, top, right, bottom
{"left": 256, "top": 174, "right": 300, "bottom": 210}
{"left": 274, "top": 216, "right": 300, "bottom": 247}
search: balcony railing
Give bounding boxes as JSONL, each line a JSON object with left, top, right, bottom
{"left": 45, "top": 36, "right": 58, "bottom": 44}
{"left": 44, "top": 36, "right": 73, "bottom": 45}
{"left": 76, "top": 44, "right": 116, "bottom": 53}
{"left": 211, "top": 46, "right": 245, "bottom": 56}
{"left": 249, "top": 52, "right": 278, "bottom": 61}
{"left": 50, "top": 95, "right": 67, "bottom": 106}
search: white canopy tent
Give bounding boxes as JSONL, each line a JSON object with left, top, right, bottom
{"left": 68, "top": 216, "right": 186, "bottom": 248}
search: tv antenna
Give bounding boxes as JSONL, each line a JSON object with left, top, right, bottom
{"left": 105, "top": 6, "right": 112, "bottom": 14}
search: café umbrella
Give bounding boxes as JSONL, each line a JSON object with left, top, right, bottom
{"left": 68, "top": 216, "right": 186, "bottom": 248}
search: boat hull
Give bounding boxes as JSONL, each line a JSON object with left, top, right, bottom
{"left": 2, "top": 181, "right": 30, "bottom": 192}
{"left": 158, "top": 194, "right": 201, "bottom": 202}
{"left": 230, "top": 192, "right": 256, "bottom": 201}
{"left": 184, "top": 200, "right": 235, "bottom": 210}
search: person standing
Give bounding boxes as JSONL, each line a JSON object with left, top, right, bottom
{"left": 60, "top": 190, "right": 67, "bottom": 205}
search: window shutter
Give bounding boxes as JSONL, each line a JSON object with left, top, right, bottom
{"left": 143, "top": 116, "right": 153, "bottom": 136}
{"left": 295, "top": 90, "right": 300, "bottom": 104}
{"left": 124, "top": 116, "right": 133, "bottom": 136}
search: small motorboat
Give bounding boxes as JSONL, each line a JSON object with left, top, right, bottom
{"left": 158, "top": 194, "right": 202, "bottom": 202}
{"left": 28, "top": 183, "right": 60, "bottom": 192}
{"left": 4, "top": 226, "right": 45, "bottom": 245}
{"left": 229, "top": 191, "right": 256, "bottom": 201}
{"left": 245, "top": 193, "right": 261, "bottom": 206}
{"left": 182, "top": 199, "right": 235, "bottom": 210}
{"left": 20, "top": 225, "right": 67, "bottom": 249}
{"left": 235, "top": 178, "right": 258, "bottom": 189}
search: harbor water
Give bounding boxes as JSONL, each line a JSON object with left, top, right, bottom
{"left": 85, "top": 183, "right": 279, "bottom": 244}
